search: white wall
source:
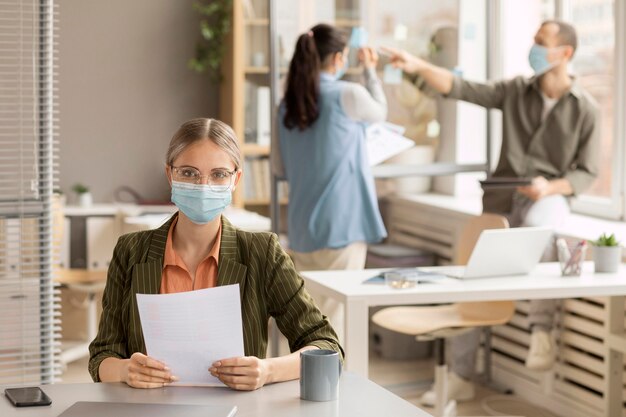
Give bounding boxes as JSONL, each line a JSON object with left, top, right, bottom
{"left": 58, "top": 0, "right": 220, "bottom": 203}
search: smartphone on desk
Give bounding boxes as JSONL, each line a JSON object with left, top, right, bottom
{"left": 5, "top": 387, "right": 52, "bottom": 407}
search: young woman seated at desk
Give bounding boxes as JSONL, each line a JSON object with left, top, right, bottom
{"left": 89, "top": 118, "right": 343, "bottom": 390}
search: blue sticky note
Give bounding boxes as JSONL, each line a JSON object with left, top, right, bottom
{"left": 349, "top": 27, "right": 368, "bottom": 48}
{"left": 383, "top": 64, "right": 402, "bottom": 85}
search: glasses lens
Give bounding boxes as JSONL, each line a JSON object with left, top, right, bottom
{"left": 208, "top": 170, "right": 234, "bottom": 191}
{"left": 175, "top": 167, "right": 200, "bottom": 183}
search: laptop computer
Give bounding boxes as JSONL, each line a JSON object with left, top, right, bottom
{"left": 57, "top": 401, "right": 237, "bottom": 417}
{"left": 438, "top": 227, "right": 553, "bottom": 279}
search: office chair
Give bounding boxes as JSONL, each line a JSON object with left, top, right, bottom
{"left": 371, "top": 214, "right": 515, "bottom": 417}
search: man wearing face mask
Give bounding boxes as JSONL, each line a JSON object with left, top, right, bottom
{"left": 383, "top": 20, "right": 599, "bottom": 405}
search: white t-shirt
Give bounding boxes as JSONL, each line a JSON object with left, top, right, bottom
{"left": 541, "top": 92, "right": 559, "bottom": 122}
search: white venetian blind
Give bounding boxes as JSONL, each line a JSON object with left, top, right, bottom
{"left": 0, "top": 0, "right": 61, "bottom": 385}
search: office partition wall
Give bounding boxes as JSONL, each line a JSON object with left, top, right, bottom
{"left": 0, "top": 0, "right": 61, "bottom": 385}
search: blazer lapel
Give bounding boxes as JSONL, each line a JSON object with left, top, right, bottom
{"left": 132, "top": 214, "right": 175, "bottom": 295}
{"left": 128, "top": 214, "right": 175, "bottom": 352}
{"left": 129, "top": 214, "right": 248, "bottom": 297}
{"left": 217, "top": 216, "right": 248, "bottom": 299}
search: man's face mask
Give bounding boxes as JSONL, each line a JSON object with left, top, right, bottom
{"left": 528, "top": 44, "right": 564, "bottom": 76}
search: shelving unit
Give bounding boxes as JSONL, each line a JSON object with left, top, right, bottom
{"left": 220, "top": 0, "right": 274, "bottom": 212}
{"left": 371, "top": 162, "right": 489, "bottom": 179}
{"left": 221, "top": 0, "right": 370, "bottom": 215}
{"left": 241, "top": 143, "right": 270, "bottom": 156}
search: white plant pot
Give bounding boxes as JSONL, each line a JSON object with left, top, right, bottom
{"left": 592, "top": 245, "right": 621, "bottom": 273}
{"left": 78, "top": 192, "right": 93, "bottom": 207}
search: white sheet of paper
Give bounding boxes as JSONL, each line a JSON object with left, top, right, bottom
{"left": 394, "top": 24, "right": 408, "bottom": 41}
{"left": 136, "top": 284, "right": 244, "bottom": 387}
{"left": 366, "top": 123, "right": 415, "bottom": 166}
{"left": 381, "top": 121, "right": 406, "bottom": 136}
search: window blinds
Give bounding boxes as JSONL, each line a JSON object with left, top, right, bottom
{"left": 0, "top": 0, "right": 61, "bottom": 385}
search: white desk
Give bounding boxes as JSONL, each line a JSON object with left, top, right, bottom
{"left": 0, "top": 373, "right": 431, "bottom": 417}
{"left": 302, "top": 262, "right": 626, "bottom": 417}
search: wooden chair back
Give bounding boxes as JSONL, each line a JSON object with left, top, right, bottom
{"left": 454, "top": 213, "right": 510, "bottom": 265}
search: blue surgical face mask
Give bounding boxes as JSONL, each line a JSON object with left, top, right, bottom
{"left": 528, "top": 44, "right": 558, "bottom": 76}
{"left": 171, "top": 181, "right": 232, "bottom": 224}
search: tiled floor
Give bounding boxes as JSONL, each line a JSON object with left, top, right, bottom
{"left": 367, "top": 352, "right": 561, "bottom": 417}
{"left": 60, "top": 352, "right": 560, "bottom": 416}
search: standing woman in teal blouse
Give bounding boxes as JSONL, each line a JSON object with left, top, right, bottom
{"left": 277, "top": 23, "right": 388, "bottom": 271}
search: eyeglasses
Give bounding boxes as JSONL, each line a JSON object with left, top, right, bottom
{"left": 171, "top": 166, "right": 237, "bottom": 190}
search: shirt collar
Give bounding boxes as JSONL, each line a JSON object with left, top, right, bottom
{"left": 164, "top": 217, "right": 222, "bottom": 269}
{"left": 320, "top": 71, "right": 335, "bottom": 82}
{"left": 568, "top": 78, "right": 583, "bottom": 99}
{"left": 528, "top": 75, "right": 582, "bottom": 100}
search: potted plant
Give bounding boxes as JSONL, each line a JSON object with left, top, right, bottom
{"left": 592, "top": 233, "right": 621, "bottom": 273}
{"left": 188, "top": 0, "right": 233, "bottom": 83}
{"left": 72, "top": 183, "right": 92, "bottom": 207}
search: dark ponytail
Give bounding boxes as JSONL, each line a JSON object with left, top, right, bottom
{"left": 283, "top": 24, "right": 348, "bottom": 130}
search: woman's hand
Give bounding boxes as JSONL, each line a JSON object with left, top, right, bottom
{"left": 210, "top": 356, "right": 272, "bottom": 391}
{"left": 358, "top": 47, "right": 379, "bottom": 68}
{"left": 121, "top": 352, "right": 178, "bottom": 388}
{"left": 380, "top": 46, "right": 426, "bottom": 74}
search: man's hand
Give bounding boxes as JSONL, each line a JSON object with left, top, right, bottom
{"left": 121, "top": 352, "right": 178, "bottom": 389}
{"left": 517, "top": 176, "right": 552, "bottom": 201}
{"left": 210, "top": 356, "right": 272, "bottom": 391}
{"left": 358, "top": 47, "right": 379, "bottom": 69}
{"left": 380, "top": 46, "right": 426, "bottom": 74}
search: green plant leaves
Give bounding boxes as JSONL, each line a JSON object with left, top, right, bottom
{"left": 189, "top": 0, "right": 233, "bottom": 82}
{"left": 594, "top": 233, "right": 620, "bottom": 247}
{"left": 72, "top": 183, "right": 89, "bottom": 194}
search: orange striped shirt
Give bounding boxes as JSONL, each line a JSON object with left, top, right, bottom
{"left": 160, "top": 218, "right": 221, "bottom": 294}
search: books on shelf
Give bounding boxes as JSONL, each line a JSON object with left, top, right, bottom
{"left": 244, "top": 83, "right": 271, "bottom": 146}
{"left": 242, "top": 156, "right": 288, "bottom": 205}
{"left": 242, "top": 0, "right": 256, "bottom": 18}
{"left": 243, "top": 157, "right": 271, "bottom": 203}
{"left": 256, "top": 86, "right": 270, "bottom": 146}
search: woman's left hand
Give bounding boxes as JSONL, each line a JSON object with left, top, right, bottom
{"left": 210, "top": 356, "right": 272, "bottom": 391}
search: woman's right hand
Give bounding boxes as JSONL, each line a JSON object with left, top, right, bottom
{"left": 121, "top": 352, "right": 178, "bottom": 388}
{"left": 358, "top": 47, "right": 379, "bottom": 68}
{"left": 380, "top": 46, "right": 426, "bottom": 74}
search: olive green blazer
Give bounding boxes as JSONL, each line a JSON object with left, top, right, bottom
{"left": 88, "top": 214, "right": 343, "bottom": 382}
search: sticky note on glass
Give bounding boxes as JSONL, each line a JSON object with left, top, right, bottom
{"left": 349, "top": 27, "right": 368, "bottom": 48}
{"left": 383, "top": 64, "right": 402, "bottom": 85}
{"left": 394, "top": 24, "right": 408, "bottom": 41}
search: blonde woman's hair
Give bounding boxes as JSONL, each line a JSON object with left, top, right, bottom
{"left": 166, "top": 118, "right": 242, "bottom": 170}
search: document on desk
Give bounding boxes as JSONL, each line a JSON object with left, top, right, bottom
{"left": 136, "top": 284, "right": 244, "bottom": 387}
{"left": 366, "top": 122, "right": 415, "bottom": 166}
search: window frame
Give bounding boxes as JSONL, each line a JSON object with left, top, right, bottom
{"left": 559, "top": 0, "right": 625, "bottom": 219}
{"left": 489, "top": 0, "right": 624, "bottom": 220}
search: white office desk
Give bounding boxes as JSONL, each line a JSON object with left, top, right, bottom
{"left": 302, "top": 262, "right": 626, "bottom": 417}
{"left": 0, "top": 373, "right": 430, "bottom": 417}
